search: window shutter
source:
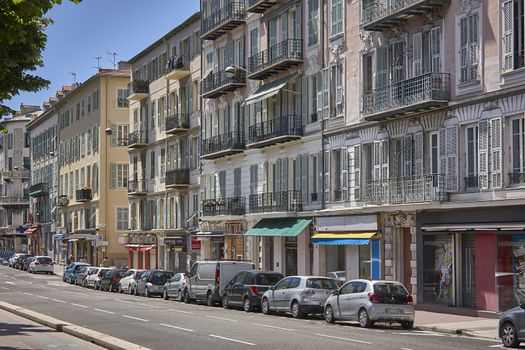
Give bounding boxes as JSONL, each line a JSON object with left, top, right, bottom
{"left": 402, "top": 135, "right": 413, "bottom": 177}
{"left": 294, "top": 157, "right": 301, "bottom": 192}
{"left": 301, "top": 154, "right": 308, "bottom": 204}
{"left": 353, "top": 145, "right": 361, "bottom": 200}
{"left": 302, "top": 75, "right": 308, "bottom": 125}
{"left": 373, "top": 141, "right": 381, "bottom": 180}
{"left": 322, "top": 68, "right": 330, "bottom": 119}
{"left": 381, "top": 140, "right": 389, "bottom": 180}
{"left": 335, "top": 63, "right": 344, "bottom": 115}
{"left": 324, "top": 150, "right": 330, "bottom": 200}
{"left": 478, "top": 119, "right": 489, "bottom": 189}
{"left": 341, "top": 147, "right": 348, "bottom": 200}
{"left": 412, "top": 33, "right": 422, "bottom": 77}
{"left": 430, "top": 26, "right": 442, "bottom": 73}
{"left": 438, "top": 128, "right": 447, "bottom": 181}
{"left": 446, "top": 126, "right": 458, "bottom": 192}
{"left": 110, "top": 124, "right": 117, "bottom": 146}
{"left": 414, "top": 132, "right": 424, "bottom": 176}
{"left": 282, "top": 158, "right": 289, "bottom": 192}
{"left": 375, "top": 46, "right": 389, "bottom": 88}
{"left": 110, "top": 164, "right": 116, "bottom": 189}
{"left": 502, "top": 0, "right": 514, "bottom": 72}
{"left": 317, "top": 71, "right": 323, "bottom": 117}
{"left": 469, "top": 14, "right": 479, "bottom": 81}
{"left": 317, "top": 151, "right": 323, "bottom": 201}
{"left": 490, "top": 118, "right": 502, "bottom": 188}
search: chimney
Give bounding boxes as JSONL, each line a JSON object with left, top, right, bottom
{"left": 117, "top": 61, "right": 130, "bottom": 71}
{"left": 19, "top": 104, "right": 41, "bottom": 115}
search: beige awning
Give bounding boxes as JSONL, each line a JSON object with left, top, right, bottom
{"left": 243, "top": 75, "right": 295, "bottom": 106}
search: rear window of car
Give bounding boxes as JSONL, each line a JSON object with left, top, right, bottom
{"left": 373, "top": 283, "right": 409, "bottom": 304}
{"left": 256, "top": 273, "right": 283, "bottom": 286}
{"left": 117, "top": 270, "right": 127, "bottom": 277}
{"left": 306, "top": 278, "right": 339, "bottom": 290}
{"left": 150, "top": 271, "right": 172, "bottom": 284}
{"left": 37, "top": 257, "right": 52, "bottom": 264}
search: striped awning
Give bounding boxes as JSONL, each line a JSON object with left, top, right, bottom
{"left": 311, "top": 232, "right": 376, "bottom": 245}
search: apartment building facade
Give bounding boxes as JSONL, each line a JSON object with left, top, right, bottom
{"left": 56, "top": 66, "right": 130, "bottom": 267}
{"left": 127, "top": 13, "right": 202, "bottom": 272}
{"left": 0, "top": 105, "right": 37, "bottom": 253}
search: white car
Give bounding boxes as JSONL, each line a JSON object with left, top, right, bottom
{"left": 28, "top": 256, "right": 54, "bottom": 274}
{"left": 118, "top": 269, "right": 144, "bottom": 294}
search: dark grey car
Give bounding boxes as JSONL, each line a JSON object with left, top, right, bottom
{"left": 500, "top": 304, "right": 525, "bottom": 347}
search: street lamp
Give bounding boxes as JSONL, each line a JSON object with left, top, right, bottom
{"left": 224, "top": 65, "right": 248, "bottom": 78}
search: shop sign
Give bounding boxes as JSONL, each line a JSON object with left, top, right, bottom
{"left": 96, "top": 240, "right": 109, "bottom": 247}
{"left": 191, "top": 236, "right": 201, "bottom": 251}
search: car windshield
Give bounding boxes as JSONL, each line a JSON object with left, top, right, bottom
{"left": 306, "top": 278, "right": 339, "bottom": 290}
{"left": 256, "top": 273, "right": 284, "bottom": 286}
{"left": 335, "top": 272, "right": 346, "bottom": 279}
{"left": 150, "top": 271, "right": 171, "bottom": 285}
{"left": 373, "top": 283, "right": 408, "bottom": 297}
{"left": 37, "top": 257, "right": 52, "bottom": 264}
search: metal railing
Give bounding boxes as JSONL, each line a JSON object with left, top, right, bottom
{"left": 360, "top": 0, "right": 439, "bottom": 25}
{"left": 248, "top": 115, "right": 303, "bottom": 144}
{"left": 362, "top": 73, "right": 450, "bottom": 117}
{"left": 28, "top": 182, "right": 48, "bottom": 196}
{"left": 248, "top": 39, "right": 303, "bottom": 74}
{"left": 0, "top": 196, "right": 29, "bottom": 205}
{"left": 75, "top": 189, "right": 92, "bottom": 202}
{"left": 128, "top": 179, "right": 148, "bottom": 193}
{"left": 364, "top": 174, "right": 447, "bottom": 205}
{"left": 128, "top": 131, "right": 148, "bottom": 146}
{"left": 202, "top": 1, "right": 246, "bottom": 35}
{"left": 464, "top": 176, "right": 479, "bottom": 189}
{"left": 165, "top": 169, "right": 190, "bottom": 186}
{"left": 201, "top": 70, "right": 246, "bottom": 95}
{"left": 166, "top": 114, "right": 190, "bottom": 131}
{"left": 202, "top": 131, "right": 245, "bottom": 156}
{"left": 510, "top": 172, "right": 525, "bottom": 185}
{"left": 165, "top": 55, "right": 190, "bottom": 74}
{"left": 57, "top": 195, "right": 69, "bottom": 206}
{"left": 249, "top": 190, "right": 302, "bottom": 213}
{"left": 202, "top": 197, "right": 246, "bottom": 216}
{"left": 128, "top": 79, "right": 149, "bottom": 95}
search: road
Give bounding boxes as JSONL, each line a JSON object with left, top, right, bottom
{"left": 0, "top": 265, "right": 501, "bottom": 350}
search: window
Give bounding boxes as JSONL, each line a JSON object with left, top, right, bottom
{"left": 309, "top": 75, "right": 318, "bottom": 122}
{"left": 466, "top": 125, "right": 479, "bottom": 188}
{"left": 250, "top": 164, "right": 258, "bottom": 195}
{"left": 80, "top": 133, "right": 85, "bottom": 156}
{"left": 459, "top": 13, "right": 480, "bottom": 83}
{"left": 233, "top": 167, "right": 241, "bottom": 197}
{"left": 160, "top": 148, "right": 165, "bottom": 179}
{"left": 330, "top": 0, "right": 343, "bottom": 37}
{"left": 117, "top": 89, "right": 129, "bottom": 108}
{"left": 318, "top": 62, "right": 344, "bottom": 119}
{"left": 81, "top": 100, "right": 85, "bottom": 117}
{"left": 116, "top": 208, "right": 129, "bottom": 231}
{"left": 511, "top": 117, "right": 525, "bottom": 183}
{"left": 502, "top": 0, "right": 525, "bottom": 72}
{"left": 479, "top": 118, "right": 502, "bottom": 189}
{"left": 308, "top": 0, "right": 319, "bottom": 45}
{"left": 111, "top": 124, "right": 129, "bottom": 147}
{"left": 110, "top": 163, "right": 128, "bottom": 189}
{"left": 76, "top": 103, "right": 80, "bottom": 120}
{"left": 250, "top": 27, "right": 259, "bottom": 57}
{"left": 150, "top": 151, "right": 155, "bottom": 179}
{"left": 7, "top": 133, "right": 12, "bottom": 149}
{"left": 93, "top": 90, "right": 99, "bottom": 110}
{"left": 8, "top": 157, "right": 12, "bottom": 171}
{"left": 87, "top": 95, "right": 91, "bottom": 113}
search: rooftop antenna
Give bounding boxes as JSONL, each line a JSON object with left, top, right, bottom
{"left": 107, "top": 50, "right": 118, "bottom": 70}
{"left": 94, "top": 56, "right": 102, "bottom": 70}
{"left": 69, "top": 72, "right": 77, "bottom": 84}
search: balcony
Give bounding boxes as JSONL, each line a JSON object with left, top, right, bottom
{"left": 165, "top": 169, "right": 190, "bottom": 188}
{"left": 128, "top": 131, "right": 148, "bottom": 149}
{"left": 165, "top": 114, "right": 190, "bottom": 135}
{"left": 203, "top": 197, "right": 246, "bottom": 216}
{"left": 360, "top": 0, "right": 450, "bottom": 32}
{"left": 127, "top": 80, "right": 149, "bottom": 101}
{"left": 201, "top": 1, "right": 246, "bottom": 41}
{"left": 464, "top": 176, "right": 479, "bottom": 190}
{"left": 510, "top": 172, "right": 525, "bottom": 185}
{"left": 2, "top": 171, "right": 12, "bottom": 180}
{"left": 362, "top": 72, "right": 450, "bottom": 121}
{"left": 364, "top": 174, "right": 447, "bottom": 205}
{"left": 249, "top": 190, "right": 302, "bottom": 213}
{"left": 201, "top": 70, "right": 246, "bottom": 99}
{"left": 248, "top": 115, "right": 302, "bottom": 149}
{"left": 0, "top": 196, "right": 29, "bottom": 206}
{"left": 57, "top": 195, "right": 69, "bottom": 206}
{"left": 28, "top": 182, "right": 48, "bottom": 197}
{"left": 128, "top": 179, "right": 149, "bottom": 196}
{"left": 165, "top": 55, "right": 191, "bottom": 81}
{"left": 202, "top": 131, "right": 245, "bottom": 160}
{"left": 76, "top": 189, "right": 92, "bottom": 202}
{"left": 248, "top": 39, "right": 303, "bottom": 80}
{"left": 247, "top": 0, "right": 280, "bottom": 13}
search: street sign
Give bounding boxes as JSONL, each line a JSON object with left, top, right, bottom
{"left": 96, "top": 240, "right": 109, "bottom": 247}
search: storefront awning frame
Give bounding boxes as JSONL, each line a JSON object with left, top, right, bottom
{"left": 243, "top": 75, "right": 295, "bottom": 106}
{"left": 244, "top": 218, "right": 312, "bottom": 237}
{"left": 421, "top": 222, "right": 525, "bottom": 232}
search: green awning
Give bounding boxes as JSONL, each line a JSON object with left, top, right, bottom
{"left": 245, "top": 218, "right": 312, "bottom": 237}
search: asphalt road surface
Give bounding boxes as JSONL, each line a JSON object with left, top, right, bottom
{"left": 0, "top": 265, "right": 502, "bottom": 350}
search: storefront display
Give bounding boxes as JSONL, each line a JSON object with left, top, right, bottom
{"left": 422, "top": 234, "right": 454, "bottom": 306}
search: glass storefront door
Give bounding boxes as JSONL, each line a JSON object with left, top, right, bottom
{"left": 422, "top": 234, "right": 455, "bottom": 305}
{"left": 285, "top": 237, "right": 297, "bottom": 276}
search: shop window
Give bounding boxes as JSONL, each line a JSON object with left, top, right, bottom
{"left": 359, "top": 244, "right": 371, "bottom": 279}
{"left": 422, "top": 234, "right": 454, "bottom": 305}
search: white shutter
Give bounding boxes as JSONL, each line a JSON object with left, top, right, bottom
{"left": 469, "top": 13, "right": 479, "bottom": 81}
{"left": 431, "top": 26, "right": 442, "bottom": 73}
{"left": 341, "top": 148, "right": 348, "bottom": 200}
{"left": 294, "top": 157, "right": 301, "bottom": 192}
{"left": 502, "top": 0, "right": 514, "bottom": 72}
{"left": 282, "top": 158, "right": 289, "bottom": 192}
{"left": 324, "top": 150, "right": 330, "bottom": 199}
{"left": 375, "top": 46, "right": 389, "bottom": 88}
{"left": 373, "top": 141, "right": 381, "bottom": 180}
{"left": 335, "top": 63, "right": 344, "bottom": 115}
{"left": 460, "top": 17, "right": 468, "bottom": 83}
{"left": 317, "top": 71, "right": 323, "bottom": 117}
{"left": 412, "top": 32, "right": 422, "bottom": 77}
{"left": 353, "top": 145, "right": 361, "bottom": 200}
{"left": 302, "top": 75, "right": 308, "bottom": 125}
{"left": 478, "top": 119, "right": 489, "bottom": 190}
{"left": 446, "top": 126, "right": 458, "bottom": 192}
{"left": 439, "top": 128, "right": 447, "bottom": 179}
{"left": 322, "top": 68, "right": 330, "bottom": 119}
{"left": 490, "top": 118, "right": 502, "bottom": 188}
{"left": 275, "top": 159, "right": 282, "bottom": 194}
{"left": 381, "top": 140, "right": 389, "bottom": 180}
{"left": 301, "top": 155, "right": 308, "bottom": 204}
{"left": 317, "top": 151, "right": 323, "bottom": 201}
{"left": 414, "top": 132, "right": 424, "bottom": 176}
{"left": 403, "top": 135, "right": 413, "bottom": 177}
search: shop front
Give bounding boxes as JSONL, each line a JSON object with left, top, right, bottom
{"left": 68, "top": 231, "right": 97, "bottom": 265}
{"left": 125, "top": 232, "right": 157, "bottom": 269}
{"left": 162, "top": 230, "right": 191, "bottom": 273}
{"left": 224, "top": 221, "right": 245, "bottom": 261}
{"left": 25, "top": 227, "right": 41, "bottom": 255}
{"left": 196, "top": 231, "right": 225, "bottom": 260}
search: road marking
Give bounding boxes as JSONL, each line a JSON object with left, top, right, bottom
{"left": 252, "top": 323, "right": 294, "bottom": 331}
{"left": 22, "top": 292, "right": 33, "bottom": 296}
{"left": 168, "top": 309, "right": 194, "bottom": 315}
{"left": 392, "top": 331, "right": 446, "bottom": 337}
{"left": 315, "top": 333, "right": 373, "bottom": 345}
{"left": 51, "top": 298, "right": 65, "bottom": 303}
{"left": 122, "top": 315, "right": 148, "bottom": 322}
{"left": 400, "top": 348, "right": 414, "bottom": 350}
{"left": 0, "top": 286, "right": 9, "bottom": 290}
{"left": 206, "top": 315, "right": 237, "bottom": 322}
{"left": 115, "top": 299, "right": 133, "bottom": 304}
{"left": 159, "top": 323, "right": 194, "bottom": 332}
{"left": 489, "top": 345, "right": 503, "bottom": 348}
{"left": 5, "top": 281, "right": 15, "bottom": 285}
{"left": 137, "top": 303, "right": 157, "bottom": 308}
{"left": 36, "top": 295, "right": 49, "bottom": 299}
{"left": 208, "top": 334, "right": 255, "bottom": 346}
{"left": 71, "top": 303, "right": 88, "bottom": 308}
{"left": 94, "top": 308, "right": 115, "bottom": 315}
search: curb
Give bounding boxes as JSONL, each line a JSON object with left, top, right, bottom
{"left": 0, "top": 301, "right": 151, "bottom": 350}
{"left": 416, "top": 325, "right": 499, "bottom": 341}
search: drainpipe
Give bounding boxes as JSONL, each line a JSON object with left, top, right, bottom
{"left": 320, "top": 0, "right": 326, "bottom": 210}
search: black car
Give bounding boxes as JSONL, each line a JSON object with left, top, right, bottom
{"left": 222, "top": 270, "right": 284, "bottom": 312}
{"left": 500, "top": 304, "right": 525, "bottom": 348}
{"left": 13, "top": 254, "right": 30, "bottom": 269}
{"left": 21, "top": 256, "right": 36, "bottom": 271}
{"left": 99, "top": 269, "right": 127, "bottom": 292}
{"left": 135, "top": 269, "right": 173, "bottom": 297}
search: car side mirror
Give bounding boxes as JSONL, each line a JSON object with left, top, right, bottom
{"left": 331, "top": 290, "right": 339, "bottom": 296}
{"left": 520, "top": 304, "right": 525, "bottom": 310}
{"left": 269, "top": 286, "right": 275, "bottom": 291}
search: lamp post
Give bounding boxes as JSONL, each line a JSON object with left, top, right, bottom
{"left": 224, "top": 65, "right": 248, "bottom": 78}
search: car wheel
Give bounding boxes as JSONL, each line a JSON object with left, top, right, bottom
{"left": 502, "top": 322, "right": 520, "bottom": 348}
{"left": 325, "top": 305, "right": 336, "bottom": 323}
{"left": 222, "top": 294, "right": 230, "bottom": 309}
{"left": 82, "top": 280, "right": 87, "bottom": 288}
{"left": 163, "top": 289, "right": 169, "bottom": 300}
{"left": 401, "top": 321, "right": 414, "bottom": 330}
{"left": 62, "top": 276, "right": 66, "bottom": 282}
{"left": 109, "top": 284, "right": 113, "bottom": 292}
{"left": 358, "top": 308, "right": 373, "bottom": 328}
{"left": 118, "top": 284, "right": 123, "bottom": 293}
{"left": 145, "top": 288, "right": 150, "bottom": 298}
{"left": 261, "top": 298, "right": 272, "bottom": 315}
{"left": 206, "top": 292, "right": 214, "bottom": 307}
{"left": 243, "top": 297, "right": 254, "bottom": 312}
{"left": 291, "top": 301, "right": 303, "bottom": 319}
{"left": 177, "top": 290, "right": 183, "bottom": 302}
{"left": 134, "top": 287, "right": 138, "bottom": 296}
{"left": 184, "top": 290, "right": 191, "bottom": 304}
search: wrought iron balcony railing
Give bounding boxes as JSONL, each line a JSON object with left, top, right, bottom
{"left": 202, "top": 1, "right": 246, "bottom": 40}
{"left": 128, "top": 80, "right": 149, "bottom": 95}
{"left": 28, "top": 182, "right": 49, "bottom": 197}
{"left": 128, "top": 131, "right": 148, "bottom": 147}
{"left": 0, "top": 196, "right": 29, "bottom": 206}
{"left": 362, "top": 72, "right": 450, "bottom": 120}
{"left": 248, "top": 39, "right": 303, "bottom": 79}
{"left": 127, "top": 179, "right": 149, "bottom": 194}
{"left": 165, "top": 114, "right": 190, "bottom": 134}
{"left": 202, "top": 131, "right": 245, "bottom": 159}
{"left": 202, "top": 197, "right": 246, "bottom": 216}
{"left": 201, "top": 70, "right": 246, "bottom": 98}
{"left": 165, "top": 55, "right": 191, "bottom": 79}
{"left": 75, "top": 189, "right": 92, "bottom": 202}
{"left": 464, "top": 176, "right": 479, "bottom": 189}
{"left": 165, "top": 169, "right": 190, "bottom": 187}
{"left": 57, "top": 195, "right": 69, "bottom": 206}
{"left": 248, "top": 115, "right": 303, "bottom": 146}
{"left": 364, "top": 174, "right": 447, "bottom": 205}
{"left": 247, "top": 0, "right": 279, "bottom": 13}
{"left": 249, "top": 190, "right": 302, "bottom": 213}
{"left": 510, "top": 172, "right": 525, "bottom": 185}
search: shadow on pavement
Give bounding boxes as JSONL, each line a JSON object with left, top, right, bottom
{"left": 0, "top": 322, "right": 54, "bottom": 337}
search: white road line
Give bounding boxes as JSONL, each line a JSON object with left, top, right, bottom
{"left": 94, "top": 308, "right": 115, "bottom": 315}
{"left": 22, "top": 292, "right": 33, "bottom": 296}
{"left": 168, "top": 309, "right": 194, "bottom": 315}
{"left": 315, "top": 333, "right": 373, "bottom": 345}
{"left": 71, "top": 303, "right": 88, "bottom": 308}
{"left": 115, "top": 299, "right": 133, "bottom": 304}
{"left": 5, "top": 281, "right": 15, "bottom": 285}
{"left": 0, "top": 286, "right": 9, "bottom": 290}
{"left": 252, "top": 323, "right": 294, "bottom": 331}
{"left": 137, "top": 303, "right": 157, "bottom": 308}
{"left": 51, "top": 298, "right": 65, "bottom": 303}
{"left": 208, "top": 334, "right": 255, "bottom": 346}
{"left": 159, "top": 323, "right": 194, "bottom": 332}
{"left": 400, "top": 348, "right": 414, "bottom": 350}
{"left": 489, "top": 345, "right": 504, "bottom": 348}
{"left": 122, "top": 315, "right": 148, "bottom": 322}
{"left": 205, "top": 315, "right": 237, "bottom": 322}
{"left": 36, "top": 295, "right": 49, "bottom": 299}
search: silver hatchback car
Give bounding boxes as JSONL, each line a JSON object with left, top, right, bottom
{"left": 261, "top": 276, "right": 339, "bottom": 318}
{"left": 324, "top": 279, "right": 415, "bottom": 329}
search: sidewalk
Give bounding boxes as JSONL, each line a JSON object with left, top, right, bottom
{"left": 53, "top": 262, "right": 67, "bottom": 276}
{"left": 415, "top": 310, "right": 499, "bottom": 340}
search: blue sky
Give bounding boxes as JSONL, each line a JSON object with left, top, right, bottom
{"left": 6, "top": 0, "right": 199, "bottom": 111}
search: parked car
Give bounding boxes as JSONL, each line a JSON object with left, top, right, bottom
{"left": 28, "top": 256, "right": 54, "bottom": 274}
{"left": 163, "top": 273, "right": 187, "bottom": 301}
{"left": 327, "top": 271, "right": 346, "bottom": 282}
{"left": 134, "top": 269, "right": 173, "bottom": 297}
{"left": 223, "top": 270, "right": 284, "bottom": 312}
{"left": 324, "top": 279, "right": 415, "bottom": 329}
{"left": 74, "top": 266, "right": 95, "bottom": 286}
{"left": 63, "top": 262, "right": 90, "bottom": 284}
{"left": 22, "top": 256, "right": 36, "bottom": 271}
{"left": 261, "top": 276, "right": 339, "bottom": 318}
{"left": 499, "top": 304, "right": 525, "bottom": 348}
{"left": 14, "top": 254, "right": 31, "bottom": 269}
{"left": 184, "top": 260, "right": 255, "bottom": 306}
{"left": 118, "top": 269, "right": 145, "bottom": 294}
{"left": 99, "top": 269, "right": 127, "bottom": 292}
{"left": 9, "top": 253, "right": 23, "bottom": 267}
{"left": 86, "top": 268, "right": 111, "bottom": 290}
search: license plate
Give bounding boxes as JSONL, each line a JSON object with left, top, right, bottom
{"left": 386, "top": 308, "right": 403, "bottom": 314}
